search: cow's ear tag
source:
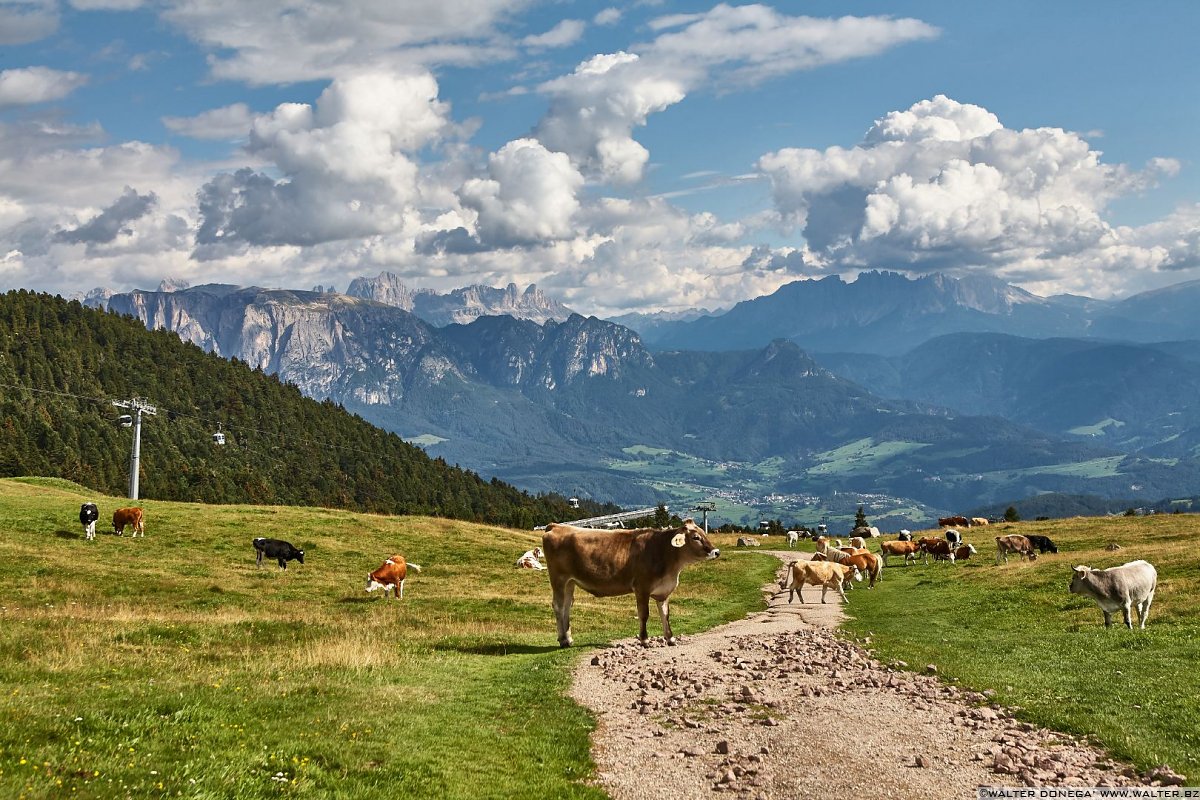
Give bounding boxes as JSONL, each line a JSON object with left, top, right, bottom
{"left": 671, "top": 533, "right": 686, "bottom": 548}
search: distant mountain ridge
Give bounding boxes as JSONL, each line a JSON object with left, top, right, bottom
{"left": 625, "top": 271, "right": 1200, "bottom": 356}
{"left": 83, "top": 272, "right": 574, "bottom": 329}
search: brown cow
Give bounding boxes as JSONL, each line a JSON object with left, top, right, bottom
{"left": 995, "top": 534, "right": 1038, "bottom": 564}
{"left": 778, "top": 560, "right": 859, "bottom": 604}
{"left": 925, "top": 539, "right": 978, "bottom": 563}
{"left": 112, "top": 507, "right": 145, "bottom": 537}
{"left": 880, "top": 539, "right": 922, "bottom": 566}
{"left": 812, "top": 550, "right": 882, "bottom": 588}
{"left": 542, "top": 519, "right": 719, "bottom": 647}
{"left": 938, "top": 516, "right": 970, "bottom": 527}
{"left": 365, "top": 555, "right": 422, "bottom": 599}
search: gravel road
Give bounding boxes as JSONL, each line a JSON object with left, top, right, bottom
{"left": 570, "top": 551, "right": 1175, "bottom": 799}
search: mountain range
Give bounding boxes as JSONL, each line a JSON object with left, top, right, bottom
{"left": 83, "top": 273, "right": 1200, "bottom": 527}
{"left": 625, "top": 271, "right": 1200, "bottom": 356}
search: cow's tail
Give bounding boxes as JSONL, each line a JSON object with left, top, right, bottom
{"left": 873, "top": 554, "right": 883, "bottom": 582}
{"left": 408, "top": 563, "right": 422, "bottom": 573}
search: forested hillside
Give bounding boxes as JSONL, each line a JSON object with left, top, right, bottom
{"left": 0, "top": 290, "right": 611, "bottom": 527}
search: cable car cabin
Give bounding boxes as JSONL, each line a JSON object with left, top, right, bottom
{"left": 568, "top": 497, "right": 579, "bottom": 508}
{"left": 118, "top": 415, "right": 133, "bottom": 428}
{"left": 212, "top": 432, "right": 226, "bottom": 445}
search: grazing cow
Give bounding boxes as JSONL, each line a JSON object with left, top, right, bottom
{"left": 814, "top": 536, "right": 843, "bottom": 555}
{"left": 995, "top": 534, "right": 1038, "bottom": 564}
{"left": 926, "top": 540, "right": 978, "bottom": 563}
{"left": 897, "top": 530, "right": 913, "bottom": 541}
{"left": 880, "top": 540, "right": 922, "bottom": 567}
{"left": 1068, "top": 561, "right": 1157, "bottom": 629}
{"left": 786, "top": 530, "right": 800, "bottom": 548}
{"left": 1025, "top": 534, "right": 1059, "bottom": 554}
{"left": 938, "top": 516, "right": 970, "bottom": 528}
{"left": 778, "top": 560, "right": 860, "bottom": 604}
{"left": 953, "top": 543, "right": 979, "bottom": 561}
{"left": 971, "top": 517, "right": 990, "bottom": 527}
{"left": 515, "top": 547, "right": 546, "bottom": 570}
{"left": 813, "top": 550, "right": 882, "bottom": 588}
{"left": 252, "top": 537, "right": 304, "bottom": 570}
{"left": 848, "top": 535, "right": 867, "bottom": 550}
{"left": 112, "top": 507, "right": 145, "bottom": 537}
{"left": 366, "top": 555, "right": 422, "bottom": 599}
{"left": 79, "top": 502, "right": 99, "bottom": 541}
{"left": 542, "top": 518, "right": 719, "bottom": 647}
{"left": 943, "top": 528, "right": 962, "bottom": 546}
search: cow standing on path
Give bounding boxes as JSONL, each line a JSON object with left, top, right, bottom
{"left": 79, "top": 503, "right": 99, "bottom": 541}
{"left": 542, "top": 519, "right": 719, "bottom": 647}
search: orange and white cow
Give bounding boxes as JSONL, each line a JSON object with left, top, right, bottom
{"left": 778, "top": 560, "right": 860, "bottom": 604}
{"left": 515, "top": 547, "right": 545, "bottom": 570}
{"left": 365, "top": 555, "right": 422, "bottom": 600}
{"left": 112, "top": 507, "right": 145, "bottom": 537}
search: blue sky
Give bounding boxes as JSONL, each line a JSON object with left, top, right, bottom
{"left": 2, "top": 1, "right": 1198, "bottom": 315}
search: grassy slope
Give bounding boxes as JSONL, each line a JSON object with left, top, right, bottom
{"left": 0, "top": 479, "right": 777, "bottom": 799}
{"left": 840, "top": 515, "right": 1200, "bottom": 780}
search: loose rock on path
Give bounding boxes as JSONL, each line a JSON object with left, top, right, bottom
{"left": 571, "top": 551, "right": 1171, "bottom": 799}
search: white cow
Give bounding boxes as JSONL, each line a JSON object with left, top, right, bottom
{"left": 1068, "top": 560, "right": 1157, "bottom": 629}
{"left": 515, "top": 547, "right": 546, "bottom": 570}
{"left": 786, "top": 530, "right": 800, "bottom": 548}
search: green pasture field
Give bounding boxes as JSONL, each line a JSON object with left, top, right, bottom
{"left": 805, "top": 438, "right": 931, "bottom": 477}
{"left": 0, "top": 478, "right": 777, "bottom": 799}
{"left": 841, "top": 516, "right": 1200, "bottom": 780}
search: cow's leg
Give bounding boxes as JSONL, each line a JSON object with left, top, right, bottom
{"left": 1103, "top": 610, "right": 1112, "bottom": 628}
{"left": 635, "top": 590, "right": 652, "bottom": 645}
{"left": 398, "top": 578, "right": 405, "bottom": 600}
{"left": 550, "top": 578, "right": 575, "bottom": 647}
{"left": 1122, "top": 602, "right": 1133, "bottom": 630}
{"left": 654, "top": 595, "right": 675, "bottom": 645}
{"left": 1138, "top": 595, "right": 1152, "bottom": 629}
{"left": 835, "top": 581, "right": 849, "bottom": 604}
{"left": 256, "top": 549, "right": 262, "bottom": 567}
{"left": 278, "top": 558, "right": 287, "bottom": 570}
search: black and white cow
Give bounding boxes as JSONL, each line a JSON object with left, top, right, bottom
{"left": 253, "top": 537, "right": 305, "bottom": 570}
{"left": 79, "top": 502, "right": 99, "bottom": 541}
{"left": 943, "top": 528, "right": 962, "bottom": 546}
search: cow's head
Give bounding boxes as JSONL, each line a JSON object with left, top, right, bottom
{"left": 1026, "top": 550, "right": 1038, "bottom": 561}
{"left": 532, "top": 547, "right": 544, "bottom": 559}
{"left": 296, "top": 549, "right": 305, "bottom": 564}
{"left": 1068, "top": 566, "right": 1092, "bottom": 594}
{"left": 365, "top": 575, "right": 385, "bottom": 593}
{"left": 669, "top": 519, "right": 719, "bottom": 561}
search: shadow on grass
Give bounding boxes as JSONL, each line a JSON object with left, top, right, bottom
{"left": 54, "top": 529, "right": 81, "bottom": 539}
{"left": 337, "top": 596, "right": 376, "bottom": 604}
{"left": 432, "top": 641, "right": 562, "bottom": 656}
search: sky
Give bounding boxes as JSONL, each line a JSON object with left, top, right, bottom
{"left": 2, "top": 1, "right": 1199, "bottom": 317}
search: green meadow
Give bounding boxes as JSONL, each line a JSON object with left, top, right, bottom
{"left": 841, "top": 516, "right": 1200, "bottom": 780}
{"left": 0, "top": 478, "right": 777, "bottom": 799}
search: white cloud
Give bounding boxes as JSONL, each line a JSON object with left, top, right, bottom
{"left": 0, "top": 1, "right": 58, "bottom": 45}
{"left": 457, "top": 138, "right": 583, "bottom": 247}
{"left": 531, "top": 6, "right": 938, "bottom": 184}
{"left": 159, "top": 0, "right": 532, "bottom": 84}
{"left": 0, "top": 66, "right": 88, "bottom": 107}
{"left": 194, "top": 70, "right": 451, "bottom": 250}
{"left": 593, "top": 8, "right": 621, "bottom": 26}
{"left": 535, "top": 51, "right": 688, "bottom": 185}
{"left": 522, "top": 19, "right": 585, "bottom": 49}
{"left": 643, "top": 4, "right": 939, "bottom": 86}
{"left": 162, "top": 102, "right": 254, "bottom": 140}
{"left": 756, "top": 95, "right": 1193, "bottom": 288}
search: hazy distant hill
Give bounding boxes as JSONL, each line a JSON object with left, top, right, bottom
{"left": 628, "top": 271, "right": 1200, "bottom": 356}
{"left": 814, "top": 333, "right": 1200, "bottom": 455}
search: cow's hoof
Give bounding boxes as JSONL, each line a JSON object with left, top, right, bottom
{"left": 666, "top": 637, "right": 678, "bottom": 646}
{"left": 558, "top": 639, "right": 573, "bottom": 648}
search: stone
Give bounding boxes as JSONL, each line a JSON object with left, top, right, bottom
{"left": 716, "top": 740, "right": 730, "bottom": 755}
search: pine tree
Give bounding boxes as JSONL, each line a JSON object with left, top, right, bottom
{"left": 854, "top": 505, "right": 869, "bottom": 529}
{"left": 1004, "top": 506, "right": 1021, "bottom": 522}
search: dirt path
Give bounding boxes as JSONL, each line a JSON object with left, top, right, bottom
{"left": 570, "top": 551, "right": 1156, "bottom": 800}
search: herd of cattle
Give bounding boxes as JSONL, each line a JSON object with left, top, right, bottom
{"left": 75, "top": 502, "right": 1159, "bottom": 641}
